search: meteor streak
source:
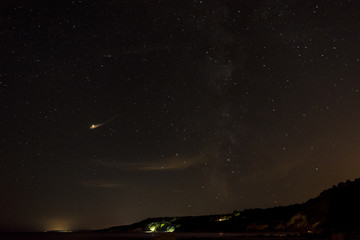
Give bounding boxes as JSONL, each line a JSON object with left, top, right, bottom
{"left": 89, "top": 115, "right": 119, "bottom": 129}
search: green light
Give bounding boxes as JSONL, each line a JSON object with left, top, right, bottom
{"left": 166, "top": 226, "right": 175, "bottom": 232}
{"left": 146, "top": 220, "right": 179, "bottom": 233}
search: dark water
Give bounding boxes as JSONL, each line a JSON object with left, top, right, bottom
{"left": 0, "top": 232, "right": 350, "bottom": 240}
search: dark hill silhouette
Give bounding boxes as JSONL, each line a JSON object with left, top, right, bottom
{"left": 101, "top": 178, "right": 360, "bottom": 234}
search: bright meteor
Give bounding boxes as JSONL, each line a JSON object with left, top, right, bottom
{"left": 89, "top": 115, "right": 119, "bottom": 129}
{"left": 90, "top": 123, "right": 103, "bottom": 129}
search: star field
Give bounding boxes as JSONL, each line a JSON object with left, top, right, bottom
{"left": 1, "top": 0, "right": 360, "bottom": 232}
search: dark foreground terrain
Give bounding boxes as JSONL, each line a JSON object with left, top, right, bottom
{"left": 102, "top": 178, "right": 360, "bottom": 234}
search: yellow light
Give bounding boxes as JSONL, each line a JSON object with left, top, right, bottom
{"left": 217, "top": 216, "right": 231, "bottom": 222}
{"left": 45, "top": 219, "right": 72, "bottom": 232}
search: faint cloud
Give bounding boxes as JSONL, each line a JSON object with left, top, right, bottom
{"left": 95, "top": 154, "right": 205, "bottom": 172}
{"left": 81, "top": 180, "right": 126, "bottom": 188}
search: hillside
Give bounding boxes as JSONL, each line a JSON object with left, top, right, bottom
{"left": 102, "top": 178, "right": 360, "bottom": 234}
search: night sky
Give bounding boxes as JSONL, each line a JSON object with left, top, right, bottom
{"left": 1, "top": 0, "right": 360, "bottom": 232}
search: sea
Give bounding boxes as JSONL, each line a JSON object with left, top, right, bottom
{"left": 0, "top": 232, "right": 354, "bottom": 240}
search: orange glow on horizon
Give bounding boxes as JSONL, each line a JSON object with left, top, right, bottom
{"left": 44, "top": 219, "right": 73, "bottom": 232}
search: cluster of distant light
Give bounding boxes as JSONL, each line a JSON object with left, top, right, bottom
{"left": 216, "top": 215, "right": 233, "bottom": 222}
{"left": 145, "top": 214, "right": 238, "bottom": 233}
{"left": 146, "top": 219, "right": 179, "bottom": 233}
